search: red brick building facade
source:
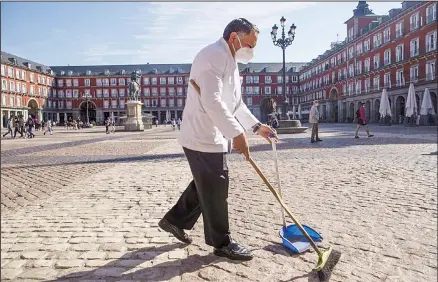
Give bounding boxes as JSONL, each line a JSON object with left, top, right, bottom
{"left": 1, "top": 1, "right": 436, "bottom": 126}
{"left": 298, "top": 1, "right": 437, "bottom": 123}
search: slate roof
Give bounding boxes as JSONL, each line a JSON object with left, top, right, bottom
{"left": 49, "top": 62, "right": 308, "bottom": 77}
{"left": 1, "top": 51, "right": 53, "bottom": 75}
{"left": 2, "top": 50, "right": 307, "bottom": 77}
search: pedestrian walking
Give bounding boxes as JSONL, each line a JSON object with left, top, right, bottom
{"left": 3, "top": 116, "right": 13, "bottom": 138}
{"left": 171, "top": 119, "right": 176, "bottom": 131}
{"left": 355, "top": 102, "right": 374, "bottom": 138}
{"left": 155, "top": 119, "right": 159, "bottom": 127}
{"left": 158, "top": 18, "right": 277, "bottom": 261}
{"left": 309, "top": 100, "right": 322, "bottom": 143}
{"left": 43, "top": 120, "right": 53, "bottom": 135}
{"left": 105, "top": 118, "right": 110, "bottom": 134}
{"left": 176, "top": 118, "right": 182, "bottom": 130}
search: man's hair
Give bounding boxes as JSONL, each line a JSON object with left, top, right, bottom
{"left": 223, "top": 18, "right": 259, "bottom": 41}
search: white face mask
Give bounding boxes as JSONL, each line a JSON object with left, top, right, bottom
{"left": 233, "top": 35, "right": 254, "bottom": 64}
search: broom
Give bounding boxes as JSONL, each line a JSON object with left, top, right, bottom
{"left": 189, "top": 79, "right": 341, "bottom": 281}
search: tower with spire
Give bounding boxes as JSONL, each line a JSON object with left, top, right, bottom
{"left": 344, "top": 1, "right": 380, "bottom": 42}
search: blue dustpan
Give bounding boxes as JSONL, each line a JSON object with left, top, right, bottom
{"left": 279, "top": 224, "right": 323, "bottom": 253}
{"left": 270, "top": 134, "right": 323, "bottom": 254}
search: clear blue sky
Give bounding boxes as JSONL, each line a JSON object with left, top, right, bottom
{"left": 1, "top": 1, "right": 400, "bottom": 66}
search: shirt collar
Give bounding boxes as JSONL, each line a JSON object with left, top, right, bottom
{"left": 218, "top": 37, "right": 235, "bottom": 62}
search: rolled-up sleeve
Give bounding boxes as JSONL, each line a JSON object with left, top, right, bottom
{"left": 198, "top": 52, "right": 244, "bottom": 139}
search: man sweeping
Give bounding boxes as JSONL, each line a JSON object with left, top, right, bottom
{"left": 159, "top": 18, "right": 277, "bottom": 261}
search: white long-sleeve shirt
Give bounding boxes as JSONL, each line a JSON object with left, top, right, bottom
{"left": 178, "top": 37, "right": 259, "bottom": 153}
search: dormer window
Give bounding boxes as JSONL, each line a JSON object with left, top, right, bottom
{"left": 177, "top": 68, "right": 183, "bottom": 73}
{"left": 68, "top": 70, "right": 73, "bottom": 76}
{"left": 152, "top": 68, "right": 158, "bottom": 74}
{"left": 60, "top": 70, "right": 65, "bottom": 76}
{"left": 121, "top": 69, "right": 126, "bottom": 75}
{"left": 86, "top": 70, "right": 91, "bottom": 75}
{"left": 104, "top": 69, "right": 110, "bottom": 75}
{"left": 136, "top": 69, "right": 142, "bottom": 74}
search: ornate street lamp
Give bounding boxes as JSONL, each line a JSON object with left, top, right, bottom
{"left": 271, "top": 17, "right": 296, "bottom": 121}
{"left": 82, "top": 92, "right": 92, "bottom": 125}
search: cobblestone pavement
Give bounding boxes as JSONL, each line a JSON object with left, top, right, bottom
{"left": 1, "top": 124, "right": 437, "bottom": 282}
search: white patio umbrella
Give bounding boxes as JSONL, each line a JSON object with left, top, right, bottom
{"left": 298, "top": 104, "right": 302, "bottom": 119}
{"left": 165, "top": 110, "right": 171, "bottom": 121}
{"left": 379, "top": 88, "right": 392, "bottom": 118}
{"left": 420, "top": 88, "right": 436, "bottom": 116}
{"left": 405, "top": 83, "right": 418, "bottom": 117}
{"left": 292, "top": 104, "right": 296, "bottom": 119}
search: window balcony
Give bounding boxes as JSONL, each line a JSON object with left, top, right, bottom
{"left": 426, "top": 14, "right": 436, "bottom": 24}
{"left": 409, "top": 22, "right": 419, "bottom": 31}
{"left": 410, "top": 76, "right": 419, "bottom": 83}
{"left": 426, "top": 73, "right": 436, "bottom": 81}
{"left": 384, "top": 82, "right": 391, "bottom": 89}
{"left": 396, "top": 79, "right": 406, "bottom": 87}
{"left": 384, "top": 59, "right": 391, "bottom": 66}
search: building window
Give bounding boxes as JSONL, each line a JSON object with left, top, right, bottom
{"left": 111, "top": 100, "right": 117, "bottom": 108}
{"left": 246, "top": 97, "right": 253, "bottom": 106}
{"left": 9, "top": 96, "right": 14, "bottom": 107}
{"left": 160, "top": 87, "right": 166, "bottom": 96}
{"left": 373, "top": 75, "right": 380, "bottom": 91}
{"left": 253, "top": 86, "right": 260, "bottom": 95}
{"left": 111, "top": 78, "right": 117, "bottom": 86}
{"left": 168, "top": 77, "right": 175, "bottom": 85}
{"left": 177, "top": 87, "right": 183, "bottom": 96}
{"left": 426, "top": 3, "right": 437, "bottom": 24}
{"left": 348, "top": 27, "right": 354, "bottom": 41}
{"left": 245, "top": 86, "right": 253, "bottom": 95}
{"left": 102, "top": 79, "right": 109, "bottom": 86}
{"left": 96, "top": 89, "right": 102, "bottom": 98}
{"left": 410, "top": 65, "right": 419, "bottom": 83}
{"left": 277, "top": 86, "right": 283, "bottom": 95}
{"left": 9, "top": 81, "right": 15, "bottom": 92}
{"left": 177, "top": 77, "right": 183, "bottom": 84}
{"left": 119, "top": 88, "right": 125, "bottom": 97}
{"left": 395, "top": 44, "right": 404, "bottom": 62}
{"left": 1, "top": 79, "right": 7, "bottom": 91}
{"left": 348, "top": 82, "right": 353, "bottom": 95}
{"left": 364, "top": 39, "right": 370, "bottom": 52}
{"left": 356, "top": 61, "right": 362, "bottom": 75}
{"left": 120, "top": 99, "right": 125, "bottom": 109}
{"left": 265, "top": 76, "right": 271, "bottom": 83}
{"left": 426, "top": 61, "right": 436, "bottom": 81}
{"left": 1, "top": 65, "right": 5, "bottom": 76}
{"left": 426, "top": 31, "right": 437, "bottom": 52}
{"left": 65, "top": 79, "right": 71, "bottom": 87}
{"left": 73, "top": 79, "right": 79, "bottom": 87}
{"left": 8, "top": 67, "right": 14, "bottom": 78}
{"left": 160, "top": 77, "right": 167, "bottom": 85}
{"left": 103, "top": 89, "right": 109, "bottom": 98}
{"left": 103, "top": 100, "right": 109, "bottom": 108}
{"left": 277, "top": 76, "right": 283, "bottom": 83}
{"left": 396, "top": 69, "right": 405, "bottom": 86}
{"left": 355, "top": 80, "right": 361, "bottom": 94}
{"left": 15, "top": 69, "right": 20, "bottom": 79}
{"left": 410, "top": 38, "right": 419, "bottom": 57}
{"left": 143, "top": 77, "right": 150, "bottom": 85}
{"left": 168, "top": 87, "right": 175, "bottom": 96}
{"left": 384, "top": 49, "right": 391, "bottom": 66}
{"left": 152, "top": 88, "right": 158, "bottom": 96}
{"left": 150, "top": 77, "right": 157, "bottom": 85}
{"left": 373, "top": 54, "right": 380, "bottom": 69}
{"left": 356, "top": 42, "right": 363, "bottom": 55}
{"left": 395, "top": 21, "right": 404, "bottom": 38}
{"left": 44, "top": 88, "right": 48, "bottom": 97}
{"left": 365, "top": 78, "right": 370, "bottom": 92}
{"left": 265, "top": 86, "right": 271, "bottom": 94}
{"left": 22, "top": 83, "right": 26, "bottom": 94}
{"left": 383, "top": 28, "right": 391, "bottom": 43}
{"left": 410, "top": 12, "right": 420, "bottom": 31}
{"left": 30, "top": 85, "right": 35, "bottom": 95}
{"left": 384, "top": 73, "right": 391, "bottom": 88}
{"left": 177, "top": 98, "right": 183, "bottom": 107}
{"left": 364, "top": 58, "right": 370, "bottom": 72}
{"left": 66, "top": 101, "right": 72, "bottom": 109}
{"left": 348, "top": 47, "right": 354, "bottom": 59}
{"left": 118, "top": 78, "right": 125, "bottom": 85}
{"left": 373, "top": 33, "right": 381, "bottom": 48}
{"left": 246, "top": 76, "right": 253, "bottom": 84}
{"left": 160, "top": 98, "right": 166, "bottom": 107}
{"left": 111, "top": 89, "right": 118, "bottom": 97}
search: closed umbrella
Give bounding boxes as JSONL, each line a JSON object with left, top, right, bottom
{"left": 405, "top": 83, "right": 418, "bottom": 118}
{"left": 298, "top": 104, "right": 302, "bottom": 119}
{"left": 420, "top": 88, "right": 436, "bottom": 116}
{"left": 379, "top": 88, "right": 392, "bottom": 118}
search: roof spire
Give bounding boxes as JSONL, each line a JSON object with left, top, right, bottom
{"left": 353, "top": 1, "right": 374, "bottom": 17}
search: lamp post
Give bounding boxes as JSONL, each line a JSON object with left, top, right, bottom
{"left": 271, "top": 16, "right": 296, "bottom": 121}
{"left": 82, "top": 92, "right": 92, "bottom": 126}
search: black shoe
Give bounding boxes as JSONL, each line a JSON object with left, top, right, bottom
{"left": 368, "top": 134, "right": 374, "bottom": 137}
{"left": 214, "top": 241, "right": 253, "bottom": 261}
{"left": 316, "top": 138, "right": 322, "bottom": 142}
{"left": 311, "top": 139, "right": 316, "bottom": 143}
{"left": 355, "top": 136, "right": 359, "bottom": 139}
{"left": 158, "top": 218, "right": 192, "bottom": 244}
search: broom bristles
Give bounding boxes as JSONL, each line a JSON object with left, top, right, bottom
{"left": 317, "top": 249, "right": 342, "bottom": 282}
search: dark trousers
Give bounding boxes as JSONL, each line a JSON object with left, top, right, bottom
{"left": 311, "top": 123, "right": 319, "bottom": 140}
{"left": 163, "top": 147, "right": 230, "bottom": 248}
{"left": 3, "top": 126, "right": 12, "bottom": 137}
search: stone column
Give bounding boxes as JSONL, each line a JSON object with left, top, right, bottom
{"left": 158, "top": 110, "right": 161, "bottom": 122}
{"left": 1, "top": 111, "right": 4, "bottom": 128}
{"left": 57, "top": 113, "right": 60, "bottom": 123}
{"left": 174, "top": 110, "right": 177, "bottom": 119}
{"left": 64, "top": 113, "right": 67, "bottom": 123}
{"left": 38, "top": 110, "right": 42, "bottom": 121}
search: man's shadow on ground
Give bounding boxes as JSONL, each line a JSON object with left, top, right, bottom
{"left": 49, "top": 243, "right": 226, "bottom": 281}
{"left": 50, "top": 242, "right": 319, "bottom": 281}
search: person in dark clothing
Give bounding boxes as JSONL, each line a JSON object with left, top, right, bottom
{"left": 3, "top": 116, "right": 13, "bottom": 138}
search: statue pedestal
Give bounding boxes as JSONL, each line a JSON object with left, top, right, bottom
{"left": 124, "top": 101, "right": 144, "bottom": 131}
{"left": 276, "top": 119, "right": 307, "bottom": 134}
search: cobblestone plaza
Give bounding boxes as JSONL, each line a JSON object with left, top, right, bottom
{"left": 1, "top": 125, "right": 437, "bottom": 281}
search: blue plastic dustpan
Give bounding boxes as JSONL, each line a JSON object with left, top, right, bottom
{"left": 279, "top": 224, "right": 323, "bottom": 254}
